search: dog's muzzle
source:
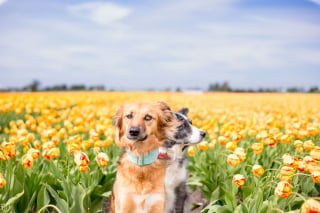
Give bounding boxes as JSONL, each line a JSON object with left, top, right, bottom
{"left": 127, "top": 126, "right": 148, "bottom": 141}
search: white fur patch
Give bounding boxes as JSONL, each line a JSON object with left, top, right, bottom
{"left": 189, "top": 125, "right": 203, "bottom": 144}
{"left": 165, "top": 145, "right": 188, "bottom": 213}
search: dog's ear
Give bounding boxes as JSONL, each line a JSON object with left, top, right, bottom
{"left": 178, "top": 108, "right": 189, "bottom": 116}
{"left": 113, "top": 105, "right": 124, "bottom": 142}
{"left": 157, "top": 101, "right": 171, "bottom": 112}
{"left": 156, "top": 101, "right": 173, "bottom": 128}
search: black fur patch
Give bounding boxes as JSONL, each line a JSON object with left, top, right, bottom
{"left": 174, "top": 114, "right": 192, "bottom": 140}
{"left": 174, "top": 181, "right": 188, "bottom": 213}
{"left": 178, "top": 156, "right": 186, "bottom": 168}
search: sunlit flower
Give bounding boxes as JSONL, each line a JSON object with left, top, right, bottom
{"left": 303, "top": 140, "right": 315, "bottom": 150}
{"left": 275, "top": 181, "right": 292, "bottom": 198}
{"left": 187, "top": 146, "right": 196, "bottom": 157}
{"left": 263, "top": 137, "right": 276, "bottom": 147}
{"left": 74, "top": 151, "right": 89, "bottom": 167}
{"left": 80, "top": 165, "right": 89, "bottom": 172}
{"left": 310, "top": 147, "right": 320, "bottom": 161}
{"left": 197, "top": 141, "right": 209, "bottom": 151}
{"left": 233, "top": 174, "right": 246, "bottom": 187}
{"left": 294, "top": 140, "right": 303, "bottom": 149}
{"left": 301, "top": 198, "right": 320, "bottom": 213}
{"left": 279, "top": 134, "right": 293, "bottom": 144}
{"left": 22, "top": 154, "right": 34, "bottom": 168}
{"left": 95, "top": 152, "right": 109, "bottom": 167}
{"left": 43, "top": 147, "right": 60, "bottom": 160}
{"left": 33, "top": 140, "right": 41, "bottom": 149}
{"left": 218, "top": 136, "right": 228, "bottom": 145}
{"left": 225, "top": 141, "right": 237, "bottom": 150}
{"left": 282, "top": 153, "right": 298, "bottom": 168}
{"left": 252, "top": 165, "right": 265, "bottom": 177}
{"left": 311, "top": 171, "right": 320, "bottom": 184}
{"left": 0, "top": 151, "right": 7, "bottom": 160}
{"left": 297, "top": 160, "right": 306, "bottom": 172}
{"left": 27, "top": 148, "right": 41, "bottom": 159}
{"left": 234, "top": 147, "right": 246, "bottom": 161}
{"left": 0, "top": 173, "right": 6, "bottom": 187}
{"left": 251, "top": 143, "right": 264, "bottom": 154}
{"left": 227, "top": 154, "right": 240, "bottom": 166}
{"left": 1, "top": 142, "right": 16, "bottom": 158}
{"left": 280, "top": 166, "right": 295, "bottom": 177}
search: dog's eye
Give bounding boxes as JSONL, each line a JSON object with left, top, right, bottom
{"left": 189, "top": 120, "right": 192, "bottom": 125}
{"left": 126, "top": 114, "right": 133, "bottom": 119}
{"left": 144, "top": 114, "right": 152, "bottom": 121}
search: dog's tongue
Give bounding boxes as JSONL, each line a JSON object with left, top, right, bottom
{"left": 158, "top": 152, "right": 169, "bottom": 159}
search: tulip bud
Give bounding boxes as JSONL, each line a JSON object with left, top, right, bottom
{"left": 197, "top": 141, "right": 209, "bottom": 151}
{"left": 252, "top": 165, "right": 265, "bottom": 177}
{"left": 227, "top": 154, "right": 240, "bottom": 166}
{"left": 0, "top": 173, "right": 6, "bottom": 187}
{"left": 187, "top": 146, "right": 196, "bottom": 157}
{"left": 301, "top": 199, "right": 320, "bottom": 213}
{"left": 275, "top": 181, "right": 292, "bottom": 198}
{"left": 96, "top": 152, "right": 109, "bottom": 167}
{"left": 251, "top": 143, "right": 264, "bottom": 154}
{"left": 233, "top": 174, "right": 246, "bottom": 187}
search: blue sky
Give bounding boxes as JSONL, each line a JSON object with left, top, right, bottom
{"left": 0, "top": 0, "right": 319, "bottom": 90}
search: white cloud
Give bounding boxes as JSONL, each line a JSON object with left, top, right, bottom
{"left": 0, "top": 0, "right": 7, "bottom": 6}
{"left": 308, "top": 0, "right": 320, "bottom": 5}
{"left": 66, "top": 2, "right": 131, "bottom": 25}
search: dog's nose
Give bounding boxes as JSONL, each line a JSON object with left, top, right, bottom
{"left": 200, "top": 131, "right": 206, "bottom": 138}
{"left": 129, "top": 127, "right": 140, "bottom": 137}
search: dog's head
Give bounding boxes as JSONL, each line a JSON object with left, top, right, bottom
{"left": 114, "top": 101, "right": 173, "bottom": 154}
{"left": 165, "top": 108, "right": 206, "bottom": 147}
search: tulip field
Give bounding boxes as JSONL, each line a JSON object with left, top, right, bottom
{"left": 0, "top": 92, "right": 319, "bottom": 213}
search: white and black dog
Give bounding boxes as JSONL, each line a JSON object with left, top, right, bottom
{"left": 159, "top": 108, "right": 206, "bottom": 213}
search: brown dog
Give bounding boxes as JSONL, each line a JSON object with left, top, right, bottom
{"left": 110, "top": 102, "right": 174, "bottom": 213}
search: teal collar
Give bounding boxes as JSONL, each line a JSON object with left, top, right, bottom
{"left": 127, "top": 148, "right": 159, "bottom": 166}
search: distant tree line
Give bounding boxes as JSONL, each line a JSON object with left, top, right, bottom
{"left": 0, "top": 80, "right": 106, "bottom": 92}
{"left": 207, "top": 82, "right": 320, "bottom": 93}
{"left": 0, "top": 80, "right": 319, "bottom": 93}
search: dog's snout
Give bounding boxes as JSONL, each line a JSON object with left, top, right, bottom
{"left": 129, "top": 127, "right": 140, "bottom": 137}
{"left": 200, "top": 131, "right": 206, "bottom": 138}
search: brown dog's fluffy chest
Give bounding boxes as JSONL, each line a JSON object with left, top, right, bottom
{"left": 117, "top": 153, "right": 166, "bottom": 193}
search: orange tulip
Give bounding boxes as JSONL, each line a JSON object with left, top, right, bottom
{"left": 282, "top": 153, "right": 298, "bottom": 168}
{"left": 0, "top": 173, "right": 6, "bottom": 187}
{"left": 197, "top": 141, "right": 209, "bottom": 151}
{"left": 234, "top": 147, "right": 246, "bottom": 161}
{"left": 1, "top": 142, "right": 17, "bottom": 158}
{"left": 227, "top": 154, "right": 240, "bottom": 166}
{"left": 311, "top": 171, "right": 320, "bottom": 184}
{"left": 74, "top": 151, "right": 89, "bottom": 167}
{"left": 187, "top": 146, "right": 196, "bottom": 157}
{"left": 28, "top": 148, "right": 41, "bottom": 159}
{"left": 252, "top": 165, "right": 265, "bottom": 177}
{"left": 22, "top": 154, "right": 34, "bottom": 168}
{"left": 251, "top": 143, "right": 264, "bottom": 154}
{"left": 301, "top": 198, "right": 320, "bottom": 213}
{"left": 233, "top": 174, "right": 246, "bottom": 187}
{"left": 43, "top": 147, "right": 60, "bottom": 160}
{"left": 303, "top": 140, "right": 315, "bottom": 150}
{"left": 310, "top": 147, "right": 320, "bottom": 161}
{"left": 218, "top": 136, "right": 228, "bottom": 145}
{"left": 96, "top": 152, "right": 109, "bottom": 167}
{"left": 274, "top": 181, "right": 292, "bottom": 198}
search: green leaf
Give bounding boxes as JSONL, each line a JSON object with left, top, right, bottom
{"left": 37, "top": 185, "right": 50, "bottom": 211}
{"left": 70, "top": 184, "right": 86, "bottom": 213}
{"left": 46, "top": 184, "right": 69, "bottom": 213}
{"left": 3, "top": 190, "right": 24, "bottom": 209}
{"left": 301, "top": 176, "right": 314, "bottom": 194}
